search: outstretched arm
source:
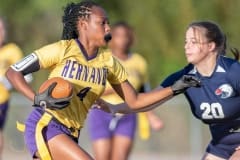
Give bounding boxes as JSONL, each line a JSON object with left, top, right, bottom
{"left": 111, "top": 80, "right": 173, "bottom": 110}
{"left": 96, "top": 91, "right": 171, "bottom": 114}
{"left": 97, "top": 75, "right": 200, "bottom": 113}
{"left": 111, "top": 75, "right": 200, "bottom": 111}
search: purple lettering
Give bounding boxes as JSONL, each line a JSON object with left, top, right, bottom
{"left": 69, "top": 61, "right": 77, "bottom": 78}
{"left": 61, "top": 60, "right": 71, "bottom": 77}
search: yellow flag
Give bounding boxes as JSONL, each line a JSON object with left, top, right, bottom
{"left": 138, "top": 112, "right": 150, "bottom": 140}
{"left": 16, "top": 121, "right": 25, "bottom": 132}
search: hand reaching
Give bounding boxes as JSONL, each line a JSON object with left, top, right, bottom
{"left": 171, "top": 75, "right": 201, "bottom": 95}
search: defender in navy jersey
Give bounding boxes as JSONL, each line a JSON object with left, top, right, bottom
{"left": 161, "top": 22, "right": 240, "bottom": 160}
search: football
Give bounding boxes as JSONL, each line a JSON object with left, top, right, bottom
{"left": 39, "top": 77, "right": 73, "bottom": 99}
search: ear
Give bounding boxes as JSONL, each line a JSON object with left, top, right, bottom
{"left": 208, "top": 42, "right": 216, "bottom": 52}
{"left": 77, "top": 18, "right": 88, "bottom": 31}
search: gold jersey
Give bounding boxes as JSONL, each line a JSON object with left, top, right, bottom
{"left": 35, "top": 39, "right": 127, "bottom": 130}
{"left": 0, "top": 43, "right": 23, "bottom": 103}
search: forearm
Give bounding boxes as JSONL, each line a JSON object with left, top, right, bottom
{"left": 6, "top": 68, "right": 35, "bottom": 101}
{"left": 107, "top": 95, "right": 172, "bottom": 114}
{"left": 112, "top": 76, "right": 200, "bottom": 111}
{"left": 102, "top": 88, "right": 116, "bottom": 96}
{"left": 125, "top": 86, "right": 173, "bottom": 110}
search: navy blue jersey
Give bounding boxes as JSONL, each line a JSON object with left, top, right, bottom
{"left": 161, "top": 56, "right": 240, "bottom": 157}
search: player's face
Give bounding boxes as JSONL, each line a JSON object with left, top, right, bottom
{"left": 0, "top": 20, "right": 5, "bottom": 46}
{"left": 110, "top": 26, "right": 131, "bottom": 52}
{"left": 184, "top": 27, "right": 212, "bottom": 65}
{"left": 85, "top": 6, "right": 110, "bottom": 47}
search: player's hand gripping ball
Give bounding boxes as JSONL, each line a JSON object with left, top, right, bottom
{"left": 34, "top": 77, "right": 73, "bottom": 110}
{"left": 171, "top": 75, "right": 201, "bottom": 95}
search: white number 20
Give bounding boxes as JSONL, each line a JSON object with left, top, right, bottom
{"left": 200, "top": 103, "right": 224, "bottom": 119}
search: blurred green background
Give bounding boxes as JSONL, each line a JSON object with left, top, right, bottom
{"left": 1, "top": 0, "right": 240, "bottom": 159}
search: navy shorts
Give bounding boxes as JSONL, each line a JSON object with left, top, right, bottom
{"left": 206, "top": 132, "right": 240, "bottom": 159}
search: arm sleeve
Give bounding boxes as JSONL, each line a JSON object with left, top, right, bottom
{"left": 34, "top": 41, "right": 65, "bottom": 69}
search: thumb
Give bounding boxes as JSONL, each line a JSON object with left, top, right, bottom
{"left": 46, "top": 82, "right": 57, "bottom": 96}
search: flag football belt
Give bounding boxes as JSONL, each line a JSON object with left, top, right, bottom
{"left": 17, "top": 109, "right": 80, "bottom": 160}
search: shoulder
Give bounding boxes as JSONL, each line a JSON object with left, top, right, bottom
{"left": 217, "top": 56, "right": 240, "bottom": 89}
{"left": 1, "top": 43, "right": 22, "bottom": 53}
{"left": 219, "top": 56, "right": 238, "bottom": 69}
{"left": 223, "top": 57, "right": 240, "bottom": 78}
{"left": 34, "top": 40, "right": 75, "bottom": 66}
{"left": 0, "top": 43, "right": 23, "bottom": 59}
{"left": 36, "top": 39, "right": 74, "bottom": 51}
{"left": 34, "top": 39, "right": 75, "bottom": 59}
{"left": 131, "top": 53, "right": 146, "bottom": 61}
{"left": 2, "top": 43, "right": 20, "bottom": 49}
{"left": 218, "top": 56, "right": 240, "bottom": 75}
{"left": 98, "top": 48, "right": 116, "bottom": 66}
{"left": 130, "top": 53, "right": 147, "bottom": 65}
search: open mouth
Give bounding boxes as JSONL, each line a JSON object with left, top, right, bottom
{"left": 104, "top": 33, "right": 112, "bottom": 42}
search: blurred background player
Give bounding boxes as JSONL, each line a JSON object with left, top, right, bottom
{"left": 88, "top": 22, "right": 163, "bottom": 160}
{"left": 0, "top": 17, "right": 32, "bottom": 159}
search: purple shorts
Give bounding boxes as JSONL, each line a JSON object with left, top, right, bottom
{"left": 88, "top": 108, "right": 137, "bottom": 141}
{"left": 0, "top": 101, "right": 9, "bottom": 129}
{"left": 24, "top": 108, "right": 78, "bottom": 157}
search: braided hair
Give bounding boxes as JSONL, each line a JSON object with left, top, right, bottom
{"left": 62, "top": 1, "right": 99, "bottom": 40}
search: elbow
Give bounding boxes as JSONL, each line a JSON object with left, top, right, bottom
{"left": 5, "top": 67, "right": 12, "bottom": 80}
{"left": 6, "top": 67, "right": 20, "bottom": 80}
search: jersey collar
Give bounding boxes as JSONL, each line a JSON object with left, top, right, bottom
{"left": 188, "top": 56, "right": 226, "bottom": 78}
{"left": 75, "top": 39, "right": 98, "bottom": 61}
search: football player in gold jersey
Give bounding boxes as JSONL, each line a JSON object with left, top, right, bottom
{"left": 6, "top": 1, "right": 200, "bottom": 160}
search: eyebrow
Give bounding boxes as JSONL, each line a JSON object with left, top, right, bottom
{"left": 185, "top": 38, "right": 197, "bottom": 40}
{"left": 95, "top": 16, "right": 108, "bottom": 20}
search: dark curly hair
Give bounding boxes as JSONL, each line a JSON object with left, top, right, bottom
{"left": 61, "top": 1, "right": 99, "bottom": 40}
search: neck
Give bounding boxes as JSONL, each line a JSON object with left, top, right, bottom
{"left": 195, "top": 52, "right": 218, "bottom": 77}
{"left": 112, "top": 48, "right": 129, "bottom": 60}
{"left": 78, "top": 37, "right": 98, "bottom": 58}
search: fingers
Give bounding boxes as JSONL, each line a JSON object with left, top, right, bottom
{"left": 46, "top": 82, "right": 58, "bottom": 95}
{"left": 183, "top": 75, "right": 201, "bottom": 87}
